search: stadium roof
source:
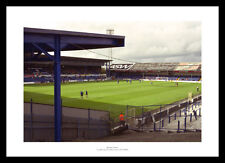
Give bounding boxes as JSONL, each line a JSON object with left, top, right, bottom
{"left": 24, "top": 27, "right": 125, "bottom": 53}
{"left": 24, "top": 55, "right": 111, "bottom": 66}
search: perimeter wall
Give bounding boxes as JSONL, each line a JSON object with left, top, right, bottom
{"left": 24, "top": 102, "right": 110, "bottom": 142}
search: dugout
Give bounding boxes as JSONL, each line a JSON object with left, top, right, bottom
{"left": 24, "top": 27, "right": 125, "bottom": 141}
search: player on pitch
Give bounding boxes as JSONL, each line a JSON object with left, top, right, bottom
{"left": 197, "top": 86, "right": 199, "bottom": 92}
{"left": 85, "top": 90, "right": 88, "bottom": 98}
{"left": 80, "top": 91, "right": 83, "bottom": 99}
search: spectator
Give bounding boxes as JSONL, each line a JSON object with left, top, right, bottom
{"left": 193, "top": 110, "right": 197, "bottom": 120}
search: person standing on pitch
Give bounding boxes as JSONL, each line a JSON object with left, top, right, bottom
{"left": 81, "top": 91, "right": 83, "bottom": 99}
{"left": 119, "top": 112, "right": 125, "bottom": 127}
{"left": 85, "top": 90, "right": 88, "bottom": 98}
{"left": 197, "top": 86, "right": 199, "bottom": 92}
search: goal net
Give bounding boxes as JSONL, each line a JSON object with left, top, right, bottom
{"left": 156, "top": 77, "right": 168, "bottom": 81}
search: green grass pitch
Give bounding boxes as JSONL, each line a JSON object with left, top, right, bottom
{"left": 24, "top": 80, "right": 201, "bottom": 121}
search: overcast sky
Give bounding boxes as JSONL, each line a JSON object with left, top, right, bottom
{"left": 55, "top": 21, "right": 201, "bottom": 64}
{"left": 17, "top": 7, "right": 201, "bottom": 63}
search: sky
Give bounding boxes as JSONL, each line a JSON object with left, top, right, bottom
{"left": 18, "top": 7, "right": 201, "bottom": 64}
{"left": 58, "top": 21, "right": 201, "bottom": 64}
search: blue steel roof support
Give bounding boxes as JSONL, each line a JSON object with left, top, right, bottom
{"left": 54, "top": 35, "right": 61, "bottom": 142}
{"left": 31, "top": 43, "right": 54, "bottom": 61}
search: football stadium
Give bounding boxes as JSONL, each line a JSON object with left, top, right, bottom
{"left": 24, "top": 27, "right": 202, "bottom": 142}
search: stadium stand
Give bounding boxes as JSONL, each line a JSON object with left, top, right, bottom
{"left": 24, "top": 55, "right": 110, "bottom": 83}
{"left": 110, "top": 64, "right": 134, "bottom": 71}
{"left": 110, "top": 62, "right": 201, "bottom": 81}
{"left": 24, "top": 53, "right": 201, "bottom": 84}
{"left": 129, "top": 62, "right": 178, "bottom": 71}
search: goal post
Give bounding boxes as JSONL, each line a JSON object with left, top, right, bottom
{"left": 156, "top": 77, "right": 168, "bottom": 81}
